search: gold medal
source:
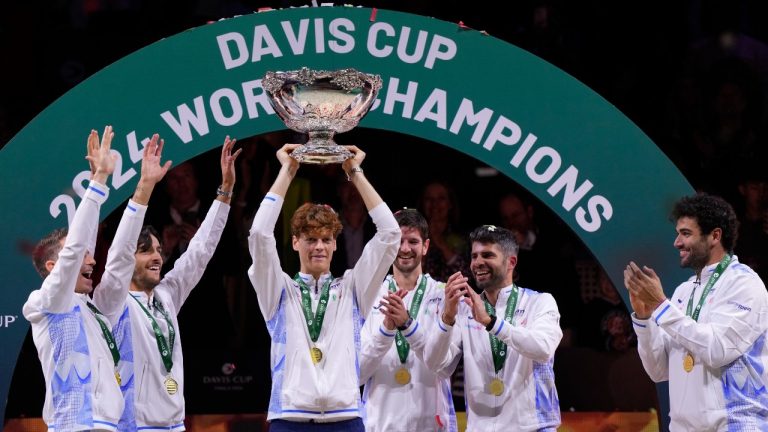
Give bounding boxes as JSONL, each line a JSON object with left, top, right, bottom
{"left": 683, "top": 353, "right": 694, "bottom": 373}
{"left": 489, "top": 378, "right": 504, "bottom": 396}
{"left": 115, "top": 371, "right": 122, "bottom": 386}
{"left": 310, "top": 347, "right": 323, "bottom": 364}
{"left": 394, "top": 367, "right": 411, "bottom": 385}
{"left": 164, "top": 375, "right": 179, "bottom": 395}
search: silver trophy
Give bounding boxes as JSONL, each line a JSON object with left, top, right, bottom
{"left": 262, "top": 67, "right": 382, "bottom": 164}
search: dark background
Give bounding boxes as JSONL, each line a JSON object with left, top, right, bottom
{"left": 4, "top": 0, "right": 768, "bottom": 419}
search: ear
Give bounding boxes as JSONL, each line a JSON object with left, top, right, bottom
{"left": 710, "top": 227, "right": 723, "bottom": 245}
{"left": 292, "top": 235, "right": 300, "bottom": 252}
{"left": 508, "top": 254, "right": 518, "bottom": 268}
{"left": 422, "top": 238, "right": 430, "bottom": 255}
{"left": 45, "top": 260, "right": 56, "bottom": 274}
{"left": 331, "top": 238, "right": 337, "bottom": 252}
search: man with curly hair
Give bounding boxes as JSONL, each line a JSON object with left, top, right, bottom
{"left": 625, "top": 193, "right": 768, "bottom": 430}
{"left": 248, "top": 144, "right": 399, "bottom": 432}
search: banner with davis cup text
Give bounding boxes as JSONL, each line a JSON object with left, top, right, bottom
{"left": 0, "top": 6, "right": 690, "bottom": 428}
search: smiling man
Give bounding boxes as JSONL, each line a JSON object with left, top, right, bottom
{"left": 24, "top": 126, "right": 130, "bottom": 432}
{"left": 424, "top": 225, "right": 562, "bottom": 432}
{"left": 624, "top": 193, "right": 768, "bottom": 431}
{"left": 248, "top": 144, "right": 399, "bottom": 432}
{"left": 360, "top": 209, "right": 459, "bottom": 432}
{"left": 112, "top": 137, "right": 240, "bottom": 432}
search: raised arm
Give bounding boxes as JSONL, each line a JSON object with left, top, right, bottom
{"left": 342, "top": 147, "right": 400, "bottom": 316}
{"left": 247, "top": 144, "right": 300, "bottom": 320}
{"left": 162, "top": 137, "right": 239, "bottom": 313}
{"left": 342, "top": 146, "right": 381, "bottom": 210}
{"left": 37, "top": 127, "right": 115, "bottom": 313}
{"left": 93, "top": 134, "right": 170, "bottom": 324}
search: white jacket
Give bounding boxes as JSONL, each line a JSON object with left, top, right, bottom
{"left": 633, "top": 256, "right": 768, "bottom": 431}
{"left": 114, "top": 200, "right": 230, "bottom": 432}
{"left": 248, "top": 192, "right": 399, "bottom": 422}
{"left": 23, "top": 182, "right": 128, "bottom": 432}
{"left": 360, "top": 274, "right": 459, "bottom": 432}
{"left": 424, "top": 285, "right": 562, "bottom": 432}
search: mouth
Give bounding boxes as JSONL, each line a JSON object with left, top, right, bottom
{"left": 474, "top": 269, "right": 491, "bottom": 280}
{"left": 81, "top": 270, "right": 93, "bottom": 280}
{"left": 147, "top": 264, "right": 161, "bottom": 274}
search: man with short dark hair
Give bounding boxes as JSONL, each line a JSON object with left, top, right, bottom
{"left": 625, "top": 193, "right": 768, "bottom": 430}
{"left": 248, "top": 144, "right": 399, "bottom": 431}
{"left": 425, "top": 225, "right": 562, "bottom": 431}
{"left": 111, "top": 137, "right": 240, "bottom": 432}
{"left": 360, "top": 209, "right": 458, "bottom": 432}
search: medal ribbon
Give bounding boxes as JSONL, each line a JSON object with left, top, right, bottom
{"left": 294, "top": 274, "right": 332, "bottom": 342}
{"left": 85, "top": 302, "right": 120, "bottom": 367}
{"left": 387, "top": 275, "right": 427, "bottom": 364}
{"left": 686, "top": 255, "right": 731, "bottom": 322}
{"left": 131, "top": 294, "right": 175, "bottom": 373}
{"left": 483, "top": 285, "right": 519, "bottom": 373}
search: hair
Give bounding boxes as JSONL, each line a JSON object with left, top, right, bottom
{"left": 290, "top": 203, "right": 343, "bottom": 238}
{"left": 137, "top": 225, "right": 161, "bottom": 252}
{"left": 32, "top": 228, "right": 68, "bottom": 278}
{"left": 469, "top": 225, "right": 519, "bottom": 257}
{"left": 671, "top": 193, "right": 739, "bottom": 252}
{"left": 394, "top": 208, "right": 429, "bottom": 241}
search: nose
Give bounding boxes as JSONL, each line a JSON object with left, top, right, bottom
{"left": 399, "top": 240, "right": 410, "bottom": 253}
{"left": 150, "top": 248, "right": 163, "bottom": 263}
{"left": 673, "top": 235, "right": 683, "bottom": 249}
{"left": 84, "top": 251, "right": 96, "bottom": 266}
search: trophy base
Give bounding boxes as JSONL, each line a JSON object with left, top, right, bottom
{"left": 290, "top": 142, "right": 352, "bottom": 164}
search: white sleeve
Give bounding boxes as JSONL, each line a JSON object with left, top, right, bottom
{"left": 247, "top": 193, "right": 292, "bottom": 321}
{"left": 488, "top": 293, "right": 562, "bottom": 363}
{"left": 93, "top": 200, "right": 146, "bottom": 326}
{"left": 161, "top": 199, "right": 230, "bottom": 314}
{"left": 651, "top": 270, "right": 768, "bottom": 368}
{"left": 35, "top": 181, "right": 109, "bottom": 314}
{"left": 423, "top": 303, "right": 463, "bottom": 373}
{"left": 632, "top": 313, "right": 670, "bottom": 382}
{"left": 359, "top": 296, "right": 395, "bottom": 384}
{"left": 349, "top": 203, "right": 400, "bottom": 320}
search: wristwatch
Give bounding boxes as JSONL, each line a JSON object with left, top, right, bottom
{"left": 397, "top": 317, "right": 413, "bottom": 331}
{"left": 216, "top": 186, "right": 233, "bottom": 198}
{"left": 485, "top": 315, "right": 498, "bottom": 331}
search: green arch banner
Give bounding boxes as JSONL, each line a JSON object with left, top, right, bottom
{"left": 0, "top": 6, "right": 691, "bottom": 427}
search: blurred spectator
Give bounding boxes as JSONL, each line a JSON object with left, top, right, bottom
{"left": 331, "top": 180, "right": 374, "bottom": 276}
{"left": 156, "top": 161, "right": 202, "bottom": 269}
{"left": 497, "top": 191, "right": 581, "bottom": 347}
{"left": 578, "top": 268, "right": 636, "bottom": 352}
{"left": 734, "top": 168, "right": 768, "bottom": 284}
{"left": 418, "top": 180, "right": 469, "bottom": 281}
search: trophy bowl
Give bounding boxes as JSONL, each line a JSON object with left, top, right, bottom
{"left": 262, "top": 67, "right": 382, "bottom": 164}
